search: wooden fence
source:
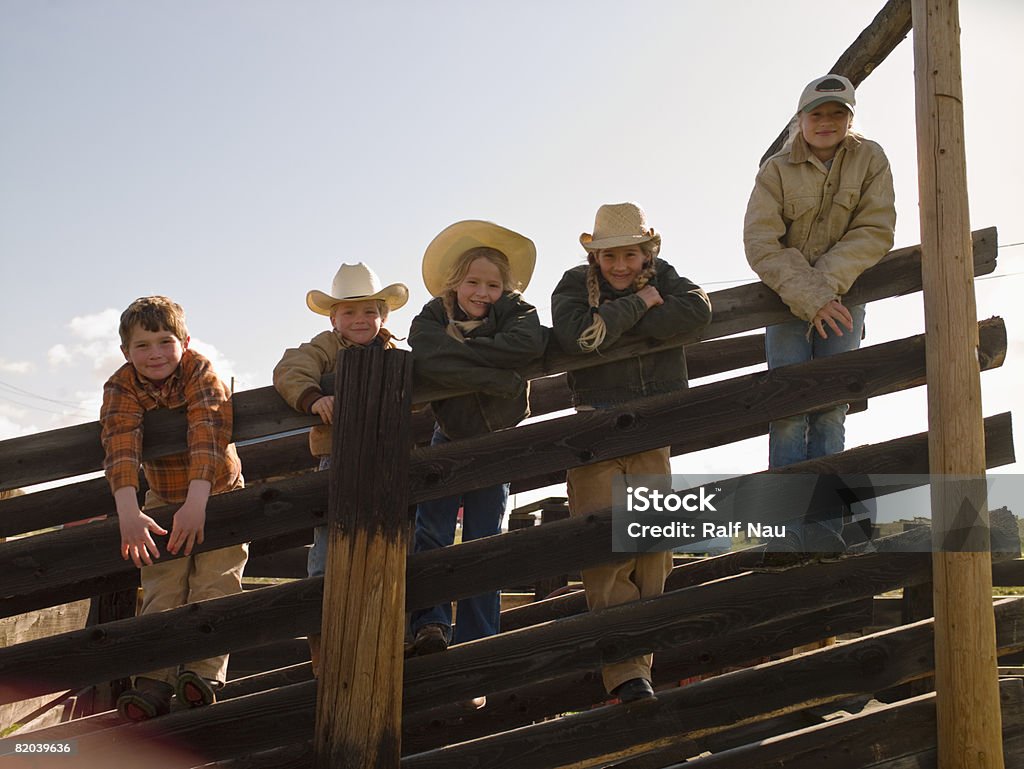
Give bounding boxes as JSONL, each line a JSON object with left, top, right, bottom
{"left": 1, "top": 224, "right": 1021, "bottom": 767}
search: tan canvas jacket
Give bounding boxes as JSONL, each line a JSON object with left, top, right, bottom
{"left": 273, "top": 328, "right": 396, "bottom": 456}
{"left": 743, "top": 131, "right": 896, "bottom": 321}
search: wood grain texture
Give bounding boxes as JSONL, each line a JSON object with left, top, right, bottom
{"left": 398, "top": 599, "right": 1024, "bottom": 769}
{"left": 0, "top": 408, "right": 1012, "bottom": 626}
{"left": 315, "top": 347, "right": 412, "bottom": 769}
{"left": 912, "top": 1, "right": 1004, "bottom": 766}
{"left": 663, "top": 678, "right": 1024, "bottom": 769}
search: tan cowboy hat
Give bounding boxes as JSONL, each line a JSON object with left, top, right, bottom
{"left": 306, "top": 263, "right": 409, "bottom": 316}
{"left": 580, "top": 202, "right": 662, "bottom": 253}
{"left": 421, "top": 220, "right": 536, "bottom": 297}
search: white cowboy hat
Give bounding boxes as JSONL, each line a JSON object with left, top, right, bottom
{"left": 306, "top": 262, "right": 409, "bottom": 316}
{"left": 580, "top": 202, "right": 661, "bottom": 253}
{"left": 421, "top": 220, "right": 536, "bottom": 297}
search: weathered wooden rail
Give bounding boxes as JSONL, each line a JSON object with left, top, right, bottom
{"left": 0, "top": 317, "right": 1009, "bottom": 623}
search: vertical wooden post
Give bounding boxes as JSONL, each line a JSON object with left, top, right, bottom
{"left": 313, "top": 346, "right": 413, "bottom": 769}
{"left": 911, "top": 1, "right": 1004, "bottom": 766}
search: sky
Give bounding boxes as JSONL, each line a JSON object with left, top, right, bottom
{"left": 1, "top": 1, "right": 1021, "bottom": 503}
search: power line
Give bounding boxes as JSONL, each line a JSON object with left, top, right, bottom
{"left": 0, "top": 379, "right": 90, "bottom": 409}
{"left": 0, "top": 392, "right": 93, "bottom": 419}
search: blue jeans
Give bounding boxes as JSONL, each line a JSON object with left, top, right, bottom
{"left": 410, "top": 428, "right": 508, "bottom": 645}
{"left": 307, "top": 456, "right": 332, "bottom": 578}
{"left": 766, "top": 304, "right": 865, "bottom": 545}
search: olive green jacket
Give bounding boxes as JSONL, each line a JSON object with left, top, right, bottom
{"left": 411, "top": 293, "right": 548, "bottom": 440}
{"left": 550, "top": 258, "right": 711, "bottom": 408}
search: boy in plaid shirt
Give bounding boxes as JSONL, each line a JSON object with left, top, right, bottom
{"left": 100, "top": 296, "right": 247, "bottom": 721}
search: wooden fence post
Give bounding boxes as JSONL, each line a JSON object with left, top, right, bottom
{"left": 911, "top": 0, "right": 1004, "bottom": 766}
{"left": 313, "top": 346, "right": 413, "bottom": 769}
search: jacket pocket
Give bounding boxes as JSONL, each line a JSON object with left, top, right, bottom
{"left": 784, "top": 196, "right": 818, "bottom": 224}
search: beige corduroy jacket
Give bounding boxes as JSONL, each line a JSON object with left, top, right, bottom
{"left": 273, "top": 328, "right": 397, "bottom": 456}
{"left": 743, "top": 131, "right": 896, "bottom": 321}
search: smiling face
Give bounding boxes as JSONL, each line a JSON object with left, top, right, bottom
{"left": 595, "top": 244, "right": 649, "bottom": 291}
{"left": 455, "top": 256, "right": 504, "bottom": 319}
{"left": 799, "top": 101, "right": 853, "bottom": 162}
{"left": 330, "top": 300, "right": 385, "bottom": 345}
{"left": 122, "top": 325, "right": 188, "bottom": 386}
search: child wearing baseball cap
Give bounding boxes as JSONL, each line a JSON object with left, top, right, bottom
{"left": 743, "top": 74, "right": 896, "bottom": 553}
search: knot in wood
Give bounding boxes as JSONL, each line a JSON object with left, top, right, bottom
{"left": 615, "top": 413, "right": 636, "bottom": 430}
{"left": 89, "top": 628, "right": 106, "bottom": 643}
{"left": 424, "top": 470, "right": 442, "bottom": 488}
{"left": 578, "top": 450, "right": 595, "bottom": 463}
{"left": 857, "top": 646, "right": 888, "bottom": 677}
{"left": 259, "top": 487, "right": 280, "bottom": 502}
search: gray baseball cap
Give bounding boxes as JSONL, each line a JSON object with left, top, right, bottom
{"left": 799, "top": 74, "right": 856, "bottom": 114}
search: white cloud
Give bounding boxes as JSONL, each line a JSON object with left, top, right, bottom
{"left": 0, "top": 358, "right": 34, "bottom": 374}
{"left": 0, "top": 404, "right": 38, "bottom": 441}
{"left": 46, "top": 309, "right": 124, "bottom": 373}
{"left": 48, "top": 344, "right": 73, "bottom": 367}
{"left": 69, "top": 308, "right": 120, "bottom": 342}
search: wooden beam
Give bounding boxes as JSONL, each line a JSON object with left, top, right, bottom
{"left": 912, "top": 1, "right": 1003, "bottom": 767}
{"left": 314, "top": 347, "right": 412, "bottom": 769}
{"left": 0, "top": 405, "right": 1012, "bottom": 627}
{"left": 402, "top": 600, "right": 873, "bottom": 754}
{"left": 396, "top": 599, "right": 1024, "bottom": 769}
{"left": 759, "top": 0, "right": 912, "bottom": 165}
{"left": 656, "top": 678, "right": 1024, "bottom": 769}
{"left": 0, "top": 228, "right": 996, "bottom": 492}
{"left": 409, "top": 317, "right": 1005, "bottom": 506}
{"left": 28, "top": 598, "right": 1024, "bottom": 767}
{"left": 0, "top": 336, "right": 763, "bottom": 539}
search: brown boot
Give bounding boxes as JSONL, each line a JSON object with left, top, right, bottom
{"left": 308, "top": 633, "right": 322, "bottom": 678}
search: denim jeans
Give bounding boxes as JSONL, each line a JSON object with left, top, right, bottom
{"left": 766, "top": 304, "right": 865, "bottom": 545}
{"left": 410, "top": 428, "right": 508, "bottom": 645}
{"left": 307, "top": 455, "right": 332, "bottom": 578}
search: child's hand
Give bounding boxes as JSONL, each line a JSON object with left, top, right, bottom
{"left": 311, "top": 395, "right": 335, "bottom": 425}
{"left": 812, "top": 300, "right": 854, "bottom": 339}
{"left": 168, "top": 479, "right": 212, "bottom": 556}
{"left": 114, "top": 487, "right": 168, "bottom": 568}
{"left": 637, "top": 285, "right": 664, "bottom": 309}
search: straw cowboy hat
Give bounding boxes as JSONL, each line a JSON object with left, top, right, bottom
{"left": 580, "top": 202, "right": 662, "bottom": 253}
{"left": 306, "top": 263, "right": 409, "bottom": 316}
{"left": 421, "top": 220, "right": 537, "bottom": 297}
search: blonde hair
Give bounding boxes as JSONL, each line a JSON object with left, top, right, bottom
{"left": 440, "top": 247, "right": 516, "bottom": 341}
{"left": 576, "top": 243, "right": 658, "bottom": 353}
{"left": 329, "top": 298, "right": 389, "bottom": 322}
{"left": 119, "top": 296, "right": 188, "bottom": 347}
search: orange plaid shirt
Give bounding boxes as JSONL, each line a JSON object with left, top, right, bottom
{"left": 100, "top": 349, "right": 242, "bottom": 504}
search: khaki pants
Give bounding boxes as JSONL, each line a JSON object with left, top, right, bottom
{"left": 566, "top": 447, "right": 674, "bottom": 694}
{"left": 139, "top": 490, "right": 248, "bottom": 686}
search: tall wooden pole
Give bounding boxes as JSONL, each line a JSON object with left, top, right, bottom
{"left": 313, "top": 346, "right": 413, "bottom": 769}
{"left": 911, "top": 1, "right": 1004, "bottom": 766}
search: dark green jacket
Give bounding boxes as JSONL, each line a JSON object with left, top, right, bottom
{"left": 551, "top": 258, "right": 712, "bottom": 408}
{"left": 410, "top": 292, "right": 548, "bottom": 440}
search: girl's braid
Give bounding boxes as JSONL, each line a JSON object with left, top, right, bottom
{"left": 576, "top": 261, "right": 609, "bottom": 352}
{"left": 576, "top": 254, "right": 658, "bottom": 353}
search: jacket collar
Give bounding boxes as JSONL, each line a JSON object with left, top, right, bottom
{"left": 789, "top": 131, "right": 862, "bottom": 165}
